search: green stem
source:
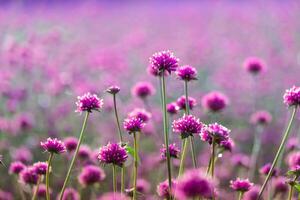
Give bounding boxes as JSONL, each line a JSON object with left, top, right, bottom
{"left": 288, "top": 175, "right": 298, "bottom": 200}
{"left": 113, "top": 165, "right": 117, "bottom": 193}
{"left": 178, "top": 139, "right": 188, "bottom": 176}
{"left": 161, "top": 74, "right": 172, "bottom": 190}
{"left": 249, "top": 125, "right": 263, "bottom": 180}
{"left": 113, "top": 94, "right": 123, "bottom": 142}
{"left": 238, "top": 192, "right": 244, "bottom": 200}
{"left": 211, "top": 139, "right": 216, "bottom": 178}
{"left": 257, "top": 106, "right": 297, "bottom": 199}
{"left": 32, "top": 175, "right": 42, "bottom": 200}
{"left": 133, "top": 132, "right": 138, "bottom": 200}
{"left": 121, "top": 167, "right": 125, "bottom": 193}
{"left": 46, "top": 153, "right": 54, "bottom": 200}
{"left": 15, "top": 175, "right": 26, "bottom": 200}
{"left": 59, "top": 112, "right": 90, "bottom": 200}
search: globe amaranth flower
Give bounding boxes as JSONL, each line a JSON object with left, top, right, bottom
{"left": 41, "top": 138, "right": 66, "bottom": 154}
{"left": 20, "top": 166, "right": 39, "bottom": 185}
{"left": 11, "top": 147, "right": 33, "bottom": 164}
{"left": 131, "top": 81, "right": 155, "bottom": 99}
{"left": 250, "top": 110, "right": 272, "bottom": 125}
{"left": 175, "top": 65, "right": 197, "bottom": 81}
{"left": 106, "top": 85, "right": 120, "bottom": 95}
{"left": 157, "top": 179, "right": 177, "bottom": 199}
{"left": 243, "top": 57, "right": 266, "bottom": 74}
{"left": 60, "top": 187, "right": 80, "bottom": 200}
{"left": 172, "top": 114, "right": 203, "bottom": 139}
{"left": 176, "top": 96, "right": 197, "bottom": 111}
{"left": 259, "top": 163, "right": 279, "bottom": 177}
{"left": 149, "top": 50, "right": 179, "bottom": 75}
{"left": 273, "top": 177, "right": 288, "bottom": 196}
{"left": 283, "top": 86, "right": 300, "bottom": 107}
{"left": 137, "top": 179, "right": 151, "bottom": 193}
{"left": 243, "top": 185, "right": 260, "bottom": 200}
{"left": 123, "top": 116, "right": 145, "bottom": 134}
{"left": 128, "top": 108, "right": 151, "bottom": 122}
{"left": 175, "top": 169, "right": 215, "bottom": 199}
{"left": 64, "top": 137, "right": 78, "bottom": 152}
{"left": 287, "top": 151, "right": 300, "bottom": 172}
{"left": 231, "top": 153, "right": 250, "bottom": 169}
{"left": 167, "top": 102, "right": 179, "bottom": 115}
{"left": 78, "top": 165, "right": 105, "bottom": 186}
{"left": 33, "top": 184, "right": 49, "bottom": 198}
{"left": 200, "top": 123, "right": 230, "bottom": 145}
{"left": 98, "top": 143, "right": 128, "bottom": 167}
{"left": 75, "top": 92, "right": 104, "bottom": 113}
{"left": 98, "top": 192, "right": 130, "bottom": 200}
{"left": 9, "top": 161, "right": 26, "bottom": 174}
{"left": 78, "top": 145, "right": 92, "bottom": 160}
{"left": 219, "top": 138, "right": 234, "bottom": 152}
{"left": 160, "top": 143, "right": 180, "bottom": 159}
{"left": 230, "top": 178, "right": 253, "bottom": 192}
{"left": 287, "top": 137, "right": 298, "bottom": 152}
{"left": 33, "top": 162, "right": 48, "bottom": 175}
{"left": 201, "top": 91, "right": 229, "bottom": 112}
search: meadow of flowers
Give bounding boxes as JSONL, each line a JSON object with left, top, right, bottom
{"left": 1, "top": 1, "right": 300, "bottom": 200}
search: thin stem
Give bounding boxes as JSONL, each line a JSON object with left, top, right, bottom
{"left": 113, "top": 165, "right": 117, "bottom": 193}
{"left": 257, "top": 106, "right": 297, "bottom": 199}
{"left": 121, "top": 167, "right": 125, "bottom": 193}
{"left": 46, "top": 153, "right": 54, "bottom": 200}
{"left": 133, "top": 132, "right": 138, "bottom": 200}
{"left": 178, "top": 139, "right": 188, "bottom": 176}
{"left": 288, "top": 175, "right": 298, "bottom": 200}
{"left": 190, "top": 137, "right": 197, "bottom": 168}
{"left": 113, "top": 94, "right": 123, "bottom": 142}
{"left": 161, "top": 74, "right": 172, "bottom": 190}
{"left": 15, "top": 175, "right": 26, "bottom": 200}
{"left": 249, "top": 125, "right": 263, "bottom": 180}
{"left": 211, "top": 139, "right": 216, "bottom": 178}
{"left": 59, "top": 112, "right": 90, "bottom": 200}
{"left": 32, "top": 175, "right": 42, "bottom": 200}
{"left": 238, "top": 192, "right": 244, "bottom": 200}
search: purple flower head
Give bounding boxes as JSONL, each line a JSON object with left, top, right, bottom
{"left": 157, "top": 179, "right": 177, "bottom": 199}
{"left": 230, "top": 178, "right": 253, "bottom": 192}
{"left": 60, "top": 187, "right": 80, "bottom": 200}
{"left": 75, "top": 92, "right": 104, "bottom": 113}
{"left": 287, "top": 137, "right": 298, "bottom": 152}
{"left": 123, "top": 116, "right": 145, "bottom": 134}
{"left": 283, "top": 86, "right": 300, "bottom": 107}
{"left": 128, "top": 108, "right": 151, "bottom": 122}
{"left": 231, "top": 153, "right": 250, "bottom": 168}
{"left": 220, "top": 138, "right": 234, "bottom": 152}
{"left": 0, "top": 190, "right": 13, "bottom": 200}
{"left": 160, "top": 143, "right": 180, "bottom": 159}
{"left": 176, "top": 96, "right": 197, "bottom": 111}
{"left": 176, "top": 169, "right": 214, "bottom": 199}
{"left": 288, "top": 152, "right": 300, "bottom": 172}
{"left": 98, "top": 143, "right": 128, "bottom": 167}
{"left": 9, "top": 161, "right": 26, "bottom": 174}
{"left": 243, "top": 57, "right": 266, "bottom": 74}
{"left": 33, "top": 162, "right": 48, "bottom": 175}
{"left": 131, "top": 82, "right": 155, "bottom": 99}
{"left": 273, "top": 177, "right": 288, "bottom": 196}
{"left": 41, "top": 138, "right": 66, "bottom": 154}
{"left": 250, "top": 110, "right": 272, "bottom": 125}
{"left": 106, "top": 85, "right": 120, "bottom": 95}
{"left": 149, "top": 50, "right": 179, "bottom": 76}
{"left": 200, "top": 123, "right": 230, "bottom": 145}
{"left": 34, "top": 184, "right": 48, "bottom": 198}
{"left": 201, "top": 91, "right": 229, "bottom": 112}
{"left": 167, "top": 102, "right": 179, "bottom": 115}
{"left": 98, "top": 192, "right": 130, "bottom": 200}
{"left": 78, "top": 145, "right": 92, "bottom": 160}
{"left": 11, "top": 147, "right": 32, "bottom": 164}
{"left": 172, "top": 115, "right": 203, "bottom": 139}
{"left": 64, "top": 137, "right": 78, "bottom": 152}
{"left": 175, "top": 65, "right": 197, "bottom": 81}
{"left": 137, "top": 179, "right": 151, "bottom": 193}
{"left": 259, "top": 163, "right": 279, "bottom": 177}
{"left": 20, "top": 166, "right": 39, "bottom": 185}
{"left": 243, "top": 185, "right": 260, "bottom": 200}
{"left": 78, "top": 165, "right": 105, "bottom": 186}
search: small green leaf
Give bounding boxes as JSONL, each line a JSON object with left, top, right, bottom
{"left": 125, "top": 145, "right": 140, "bottom": 162}
{"left": 294, "top": 183, "right": 300, "bottom": 192}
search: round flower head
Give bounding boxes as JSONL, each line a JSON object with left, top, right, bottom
{"left": 128, "top": 108, "right": 151, "bottom": 122}
{"left": 123, "top": 116, "right": 145, "bottom": 134}
{"left": 201, "top": 91, "right": 229, "bottom": 112}
{"left": 175, "top": 65, "right": 197, "bottom": 81}
{"left": 176, "top": 169, "right": 214, "bottom": 199}
{"left": 20, "top": 167, "right": 39, "bottom": 185}
{"left": 149, "top": 50, "right": 179, "bottom": 75}
{"left": 78, "top": 145, "right": 92, "bottom": 160}
{"left": 176, "top": 96, "right": 197, "bottom": 111}
{"left": 160, "top": 143, "right": 180, "bottom": 159}
{"left": 33, "top": 162, "right": 48, "bottom": 175}
{"left": 230, "top": 178, "right": 253, "bottom": 192}
{"left": 288, "top": 151, "right": 300, "bottom": 172}
{"left": 259, "top": 163, "right": 279, "bottom": 177}
{"left": 11, "top": 147, "right": 33, "bottom": 164}
{"left": 287, "top": 137, "right": 298, "bottom": 152}
{"left": 172, "top": 114, "right": 203, "bottom": 139}
{"left": 40, "top": 138, "right": 66, "bottom": 154}
{"left": 243, "top": 185, "right": 260, "bottom": 200}
{"left": 131, "top": 82, "right": 155, "bottom": 99}
{"left": 34, "top": 184, "right": 48, "bottom": 198}
{"left": 106, "top": 85, "right": 120, "bottom": 95}
{"left": 273, "top": 177, "right": 288, "bottom": 196}
{"left": 157, "top": 179, "right": 177, "bottom": 199}
{"left": 167, "top": 102, "right": 179, "bottom": 115}
{"left": 75, "top": 92, "right": 104, "bottom": 113}
{"left": 220, "top": 138, "right": 234, "bottom": 152}
{"left": 250, "top": 110, "right": 272, "bottom": 125}
{"left": 98, "top": 143, "right": 128, "bottom": 167}
{"left": 98, "top": 192, "right": 130, "bottom": 200}
{"left": 64, "top": 137, "right": 78, "bottom": 152}
{"left": 78, "top": 165, "right": 105, "bottom": 186}
{"left": 231, "top": 153, "right": 250, "bottom": 168}
{"left": 9, "top": 161, "right": 26, "bottom": 174}
{"left": 200, "top": 123, "right": 230, "bottom": 145}
{"left": 243, "top": 57, "right": 266, "bottom": 74}
{"left": 137, "top": 179, "right": 151, "bottom": 193}
{"left": 283, "top": 86, "right": 300, "bottom": 107}
{"left": 60, "top": 187, "right": 79, "bottom": 200}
